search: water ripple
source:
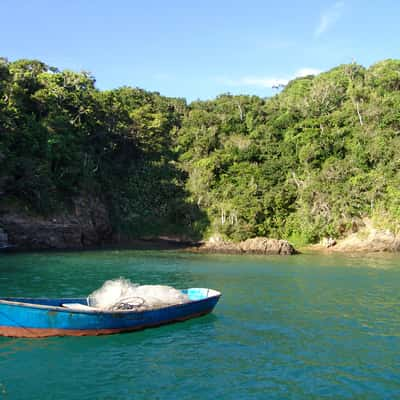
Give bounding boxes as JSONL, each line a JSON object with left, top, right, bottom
{"left": 0, "top": 250, "right": 400, "bottom": 399}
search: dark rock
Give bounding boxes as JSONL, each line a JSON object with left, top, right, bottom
{"left": 240, "top": 237, "right": 297, "bottom": 255}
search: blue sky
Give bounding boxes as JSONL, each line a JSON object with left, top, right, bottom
{"left": 1, "top": 0, "right": 399, "bottom": 101}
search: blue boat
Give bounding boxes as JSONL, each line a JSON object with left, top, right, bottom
{"left": 0, "top": 288, "right": 221, "bottom": 337}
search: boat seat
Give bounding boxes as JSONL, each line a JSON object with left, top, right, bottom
{"left": 62, "top": 303, "right": 99, "bottom": 311}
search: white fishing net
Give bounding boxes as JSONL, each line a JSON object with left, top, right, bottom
{"left": 87, "top": 278, "right": 190, "bottom": 311}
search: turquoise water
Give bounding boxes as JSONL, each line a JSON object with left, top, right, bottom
{"left": 0, "top": 250, "right": 399, "bottom": 399}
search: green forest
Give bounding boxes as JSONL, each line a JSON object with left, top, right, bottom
{"left": 1, "top": 57, "right": 400, "bottom": 245}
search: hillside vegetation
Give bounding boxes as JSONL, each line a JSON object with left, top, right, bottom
{"left": 1, "top": 57, "right": 400, "bottom": 244}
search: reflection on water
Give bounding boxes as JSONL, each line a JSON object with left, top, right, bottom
{"left": 0, "top": 250, "right": 400, "bottom": 399}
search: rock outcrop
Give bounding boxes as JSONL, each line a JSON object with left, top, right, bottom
{"left": 333, "top": 228, "right": 400, "bottom": 252}
{"left": 306, "top": 219, "right": 400, "bottom": 253}
{"left": 198, "top": 235, "right": 297, "bottom": 255}
{"left": 240, "top": 237, "right": 297, "bottom": 255}
{"left": 0, "top": 196, "right": 112, "bottom": 250}
{"left": 320, "top": 237, "right": 337, "bottom": 248}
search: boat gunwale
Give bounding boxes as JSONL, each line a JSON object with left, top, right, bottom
{"left": 0, "top": 290, "right": 222, "bottom": 315}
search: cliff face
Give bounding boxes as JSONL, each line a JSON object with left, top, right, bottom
{"left": 0, "top": 227, "right": 8, "bottom": 248}
{"left": 0, "top": 197, "right": 112, "bottom": 250}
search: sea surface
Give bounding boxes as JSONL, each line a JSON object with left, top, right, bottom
{"left": 0, "top": 250, "right": 399, "bottom": 399}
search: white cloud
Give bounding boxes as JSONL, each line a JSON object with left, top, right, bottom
{"left": 315, "top": 1, "right": 345, "bottom": 38}
{"left": 219, "top": 68, "right": 322, "bottom": 89}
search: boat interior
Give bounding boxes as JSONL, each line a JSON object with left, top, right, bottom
{"left": 0, "top": 288, "right": 220, "bottom": 310}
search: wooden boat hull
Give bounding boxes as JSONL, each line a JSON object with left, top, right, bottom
{"left": 0, "top": 288, "right": 221, "bottom": 338}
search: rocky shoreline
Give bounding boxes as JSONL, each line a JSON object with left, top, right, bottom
{"left": 0, "top": 197, "right": 298, "bottom": 255}
{"left": 0, "top": 208, "right": 298, "bottom": 255}
{"left": 192, "top": 236, "right": 297, "bottom": 255}
{"left": 1, "top": 206, "right": 399, "bottom": 255}
{"left": 303, "top": 219, "right": 400, "bottom": 254}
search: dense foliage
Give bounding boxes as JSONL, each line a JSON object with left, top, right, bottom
{"left": 0, "top": 58, "right": 202, "bottom": 238}
{"left": 1, "top": 57, "right": 400, "bottom": 243}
